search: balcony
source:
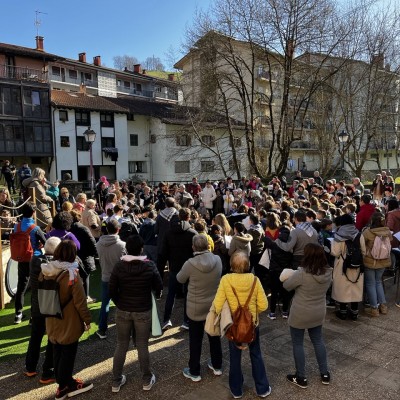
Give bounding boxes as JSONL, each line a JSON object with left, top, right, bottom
{"left": 155, "top": 91, "right": 178, "bottom": 101}
{"left": 49, "top": 73, "right": 98, "bottom": 88}
{"left": 290, "top": 140, "right": 318, "bottom": 150}
{"left": 116, "top": 85, "right": 154, "bottom": 99}
{"left": 0, "top": 64, "right": 48, "bottom": 83}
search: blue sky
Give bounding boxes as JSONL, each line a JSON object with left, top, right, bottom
{"left": 1, "top": 0, "right": 212, "bottom": 69}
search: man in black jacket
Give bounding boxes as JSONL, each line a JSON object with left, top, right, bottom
{"left": 159, "top": 208, "right": 197, "bottom": 331}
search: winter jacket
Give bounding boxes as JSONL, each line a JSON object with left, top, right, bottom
{"left": 158, "top": 220, "right": 198, "bottom": 274}
{"left": 96, "top": 234, "right": 126, "bottom": 282}
{"left": 228, "top": 233, "right": 252, "bottom": 257}
{"left": 109, "top": 255, "right": 163, "bottom": 312}
{"left": 30, "top": 254, "right": 52, "bottom": 317}
{"left": 248, "top": 224, "right": 265, "bottom": 255}
{"left": 355, "top": 203, "right": 376, "bottom": 231}
{"left": 22, "top": 177, "right": 53, "bottom": 228}
{"left": 177, "top": 251, "right": 222, "bottom": 321}
{"left": 70, "top": 222, "right": 97, "bottom": 271}
{"left": 212, "top": 234, "right": 229, "bottom": 273}
{"left": 139, "top": 218, "right": 157, "bottom": 246}
{"left": 362, "top": 226, "right": 392, "bottom": 269}
{"left": 201, "top": 186, "right": 217, "bottom": 209}
{"left": 213, "top": 273, "right": 267, "bottom": 324}
{"left": 46, "top": 229, "right": 80, "bottom": 250}
{"left": 386, "top": 208, "right": 400, "bottom": 247}
{"left": 42, "top": 261, "right": 91, "bottom": 345}
{"left": 81, "top": 207, "right": 102, "bottom": 238}
{"left": 154, "top": 206, "right": 179, "bottom": 253}
{"left": 264, "top": 226, "right": 293, "bottom": 273}
{"left": 283, "top": 267, "right": 332, "bottom": 329}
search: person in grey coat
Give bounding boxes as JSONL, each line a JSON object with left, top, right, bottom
{"left": 95, "top": 220, "right": 126, "bottom": 339}
{"left": 281, "top": 243, "right": 332, "bottom": 389}
{"left": 177, "top": 235, "right": 223, "bottom": 382}
{"left": 266, "top": 210, "right": 319, "bottom": 269}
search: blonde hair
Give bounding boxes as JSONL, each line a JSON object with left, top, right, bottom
{"left": 75, "top": 193, "right": 87, "bottom": 202}
{"left": 31, "top": 167, "right": 46, "bottom": 180}
{"left": 213, "top": 213, "right": 233, "bottom": 236}
{"left": 61, "top": 201, "right": 73, "bottom": 212}
{"left": 86, "top": 199, "right": 96, "bottom": 208}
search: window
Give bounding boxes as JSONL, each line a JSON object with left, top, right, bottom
{"left": 229, "top": 159, "right": 241, "bottom": 170}
{"left": 135, "top": 83, "right": 142, "bottom": 93}
{"left": 176, "top": 134, "right": 191, "bottom": 146}
{"left": 124, "top": 81, "right": 130, "bottom": 89}
{"left": 69, "top": 70, "right": 78, "bottom": 79}
{"left": 201, "top": 135, "right": 215, "bottom": 147}
{"left": 127, "top": 113, "right": 135, "bottom": 121}
{"left": 101, "top": 137, "right": 115, "bottom": 148}
{"left": 84, "top": 73, "right": 92, "bottom": 81}
{"left": 155, "top": 86, "right": 162, "bottom": 93}
{"left": 0, "top": 86, "right": 22, "bottom": 116}
{"left": 100, "top": 113, "right": 114, "bottom": 127}
{"left": 130, "top": 134, "right": 138, "bottom": 146}
{"left": 129, "top": 161, "right": 147, "bottom": 173}
{"left": 59, "top": 110, "right": 68, "bottom": 122}
{"left": 117, "top": 80, "right": 121, "bottom": 87}
{"left": 230, "top": 137, "right": 242, "bottom": 147}
{"left": 0, "top": 122, "right": 24, "bottom": 153}
{"left": 60, "top": 136, "right": 70, "bottom": 147}
{"left": 75, "top": 111, "right": 90, "bottom": 126}
{"left": 175, "top": 161, "right": 190, "bottom": 173}
{"left": 76, "top": 136, "right": 90, "bottom": 151}
{"left": 52, "top": 66, "right": 61, "bottom": 76}
{"left": 201, "top": 161, "right": 215, "bottom": 172}
{"left": 23, "top": 89, "right": 49, "bottom": 118}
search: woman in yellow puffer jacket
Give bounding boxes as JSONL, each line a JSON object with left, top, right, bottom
{"left": 213, "top": 252, "right": 270, "bottom": 398}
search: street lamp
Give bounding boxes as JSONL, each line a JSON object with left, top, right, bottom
{"left": 338, "top": 129, "right": 349, "bottom": 172}
{"left": 84, "top": 127, "right": 96, "bottom": 197}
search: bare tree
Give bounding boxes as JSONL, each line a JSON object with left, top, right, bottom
{"left": 113, "top": 55, "right": 139, "bottom": 70}
{"left": 142, "top": 56, "right": 165, "bottom": 71}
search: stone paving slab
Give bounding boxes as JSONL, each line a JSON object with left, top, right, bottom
{"left": 1, "top": 285, "right": 400, "bottom": 399}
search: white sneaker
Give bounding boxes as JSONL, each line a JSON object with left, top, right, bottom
{"left": 258, "top": 386, "right": 272, "bottom": 397}
{"left": 112, "top": 374, "right": 126, "bottom": 393}
{"left": 180, "top": 322, "right": 189, "bottom": 330}
{"left": 143, "top": 374, "right": 156, "bottom": 391}
{"left": 207, "top": 361, "right": 222, "bottom": 376}
{"left": 162, "top": 320, "right": 172, "bottom": 330}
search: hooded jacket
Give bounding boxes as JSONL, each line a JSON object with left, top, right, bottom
{"left": 158, "top": 220, "right": 198, "bottom": 274}
{"left": 283, "top": 267, "right": 332, "bottom": 329}
{"left": 96, "top": 234, "right": 126, "bottom": 282}
{"left": 247, "top": 224, "right": 265, "bottom": 255}
{"left": 109, "top": 255, "right": 163, "bottom": 312}
{"left": 362, "top": 226, "right": 392, "bottom": 269}
{"left": 41, "top": 260, "right": 91, "bottom": 345}
{"left": 154, "top": 206, "right": 179, "bottom": 253}
{"left": 177, "top": 251, "right": 222, "bottom": 321}
{"left": 228, "top": 233, "right": 253, "bottom": 257}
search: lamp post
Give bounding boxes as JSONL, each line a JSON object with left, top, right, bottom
{"left": 84, "top": 127, "right": 96, "bottom": 198}
{"left": 338, "top": 129, "right": 349, "bottom": 175}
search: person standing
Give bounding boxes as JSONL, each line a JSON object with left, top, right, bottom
{"left": 41, "top": 240, "right": 93, "bottom": 399}
{"left": 18, "top": 162, "right": 31, "bottom": 190}
{"left": 355, "top": 194, "right": 376, "bottom": 231}
{"left": 213, "top": 252, "right": 270, "bottom": 398}
{"left": 13, "top": 202, "right": 46, "bottom": 324}
{"left": 1, "top": 160, "right": 16, "bottom": 194}
{"left": 177, "top": 235, "right": 223, "bottom": 382}
{"left": 81, "top": 199, "right": 102, "bottom": 240}
{"left": 95, "top": 220, "right": 126, "bottom": 339}
{"left": 201, "top": 180, "right": 217, "bottom": 220}
{"left": 281, "top": 243, "right": 332, "bottom": 389}
{"left": 109, "top": 235, "right": 163, "bottom": 393}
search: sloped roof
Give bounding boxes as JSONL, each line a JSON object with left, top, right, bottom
{"left": 0, "top": 42, "right": 62, "bottom": 61}
{"left": 51, "top": 91, "right": 128, "bottom": 113}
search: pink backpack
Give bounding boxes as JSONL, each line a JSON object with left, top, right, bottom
{"left": 370, "top": 235, "right": 391, "bottom": 262}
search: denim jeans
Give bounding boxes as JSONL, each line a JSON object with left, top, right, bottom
{"left": 364, "top": 267, "right": 386, "bottom": 308}
{"left": 98, "top": 280, "right": 111, "bottom": 333}
{"left": 25, "top": 316, "right": 53, "bottom": 374}
{"left": 290, "top": 325, "right": 328, "bottom": 379}
{"left": 113, "top": 308, "right": 152, "bottom": 386}
{"left": 188, "top": 318, "right": 222, "bottom": 376}
{"left": 229, "top": 327, "right": 270, "bottom": 397}
{"left": 53, "top": 341, "right": 78, "bottom": 388}
{"left": 163, "top": 271, "right": 188, "bottom": 324}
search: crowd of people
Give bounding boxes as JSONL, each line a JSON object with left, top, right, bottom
{"left": 2, "top": 166, "right": 400, "bottom": 399}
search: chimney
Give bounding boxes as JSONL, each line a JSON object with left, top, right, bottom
{"left": 133, "top": 64, "right": 142, "bottom": 74}
{"left": 35, "top": 36, "right": 44, "bottom": 51}
{"left": 79, "top": 83, "right": 87, "bottom": 95}
{"left": 168, "top": 73, "right": 175, "bottom": 81}
{"left": 79, "top": 52, "right": 87, "bottom": 63}
{"left": 93, "top": 55, "right": 101, "bottom": 66}
{"left": 371, "top": 53, "right": 384, "bottom": 69}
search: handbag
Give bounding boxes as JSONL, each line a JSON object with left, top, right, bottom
{"left": 205, "top": 303, "right": 221, "bottom": 336}
{"left": 259, "top": 248, "right": 271, "bottom": 269}
{"left": 151, "top": 293, "right": 162, "bottom": 337}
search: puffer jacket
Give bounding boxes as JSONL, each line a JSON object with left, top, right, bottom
{"left": 213, "top": 273, "right": 267, "bottom": 324}
{"left": 228, "top": 233, "right": 253, "bottom": 257}
{"left": 362, "top": 226, "right": 393, "bottom": 269}
{"left": 41, "top": 260, "right": 91, "bottom": 345}
{"left": 201, "top": 186, "right": 217, "bottom": 209}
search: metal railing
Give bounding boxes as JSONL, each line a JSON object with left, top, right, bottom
{"left": 0, "top": 64, "right": 48, "bottom": 82}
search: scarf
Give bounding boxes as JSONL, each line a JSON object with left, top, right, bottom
{"left": 296, "top": 222, "right": 315, "bottom": 237}
{"left": 334, "top": 224, "right": 359, "bottom": 242}
{"left": 42, "top": 260, "right": 79, "bottom": 286}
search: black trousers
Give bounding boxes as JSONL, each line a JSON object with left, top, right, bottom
{"left": 6, "top": 178, "right": 16, "bottom": 193}
{"left": 269, "top": 270, "right": 291, "bottom": 313}
{"left": 25, "top": 316, "right": 53, "bottom": 374}
{"left": 15, "top": 262, "right": 30, "bottom": 315}
{"left": 188, "top": 318, "right": 222, "bottom": 376}
{"left": 53, "top": 341, "right": 78, "bottom": 388}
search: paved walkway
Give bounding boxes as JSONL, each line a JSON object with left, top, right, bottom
{"left": 1, "top": 281, "right": 400, "bottom": 399}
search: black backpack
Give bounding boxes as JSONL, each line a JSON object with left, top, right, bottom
{"left": 341, "top": 233, "right": 364, "bottom": 283}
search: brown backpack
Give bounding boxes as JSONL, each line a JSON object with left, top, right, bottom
{"left": 225, "top": 276, "right": 257, "bottom": 345}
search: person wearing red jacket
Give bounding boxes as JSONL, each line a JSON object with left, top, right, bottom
{"left": 355, "top": 194, "right": 376, "bottom": 231}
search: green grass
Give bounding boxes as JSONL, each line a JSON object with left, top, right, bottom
{"left": 0, "top": 268, "right": 105, "bottom": 363}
